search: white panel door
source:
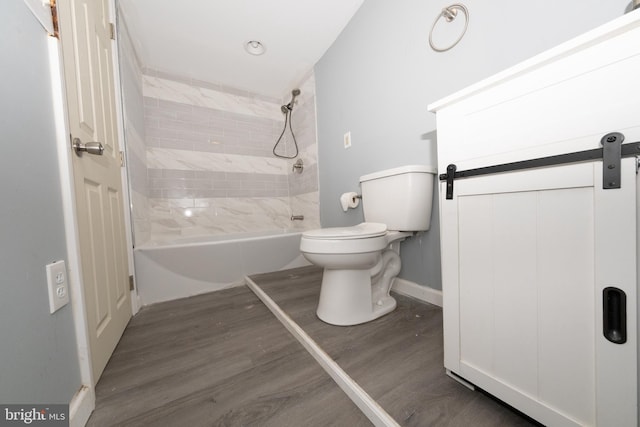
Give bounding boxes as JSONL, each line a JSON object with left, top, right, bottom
{"left": 57, "top": 0, "right": 131, "bottom": 382}
{"left": 440, "top": 160, "right": 637, "bottom": 426}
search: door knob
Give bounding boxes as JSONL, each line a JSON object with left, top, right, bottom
{"left": 72, "top": 137, "right": 104, "bottom": 156}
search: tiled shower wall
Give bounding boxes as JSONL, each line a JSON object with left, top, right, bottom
{"left": 118, "top": 8, "right": 319, "bottom": 246}
{"left": 140, "top": 70, "right": 320, "bottom": 244}
{"left": 117, "top": 13, "right": 151, "bottom": 245}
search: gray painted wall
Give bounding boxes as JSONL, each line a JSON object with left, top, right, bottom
{"left": 315, "top": 0, "right": 629, "bottom": 290}
{"left": 0, "top": 0, "right": 81, "bottom": 403}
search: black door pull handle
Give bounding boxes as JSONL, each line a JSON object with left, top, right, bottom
{"left": 603, "top": 287, "right": 627, "bottom": 344}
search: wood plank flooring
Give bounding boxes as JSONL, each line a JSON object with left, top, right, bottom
{"left": 249, "top": 266, "right": 541, "bottom": 427}
{"left": 86, "top": 286, "right": 371, "bottom": 427}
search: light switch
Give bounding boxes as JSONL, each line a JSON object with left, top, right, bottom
{"left": 344, "top": 131, "right": 352, "bottom": 149}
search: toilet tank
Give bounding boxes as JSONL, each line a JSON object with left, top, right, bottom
{"left": 360, "top": 165, "right": 436, "bottom": 231}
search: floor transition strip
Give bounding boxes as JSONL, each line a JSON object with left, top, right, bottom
{"left": 245, "top": 274, "right": 399, "bottom": 427}
{"left": 247, "top": 266, "right": 539, "bottom": 427}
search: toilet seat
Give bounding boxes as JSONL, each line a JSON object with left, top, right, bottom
{"left": 300, "top": 223, "right": 390, "bottom": 254}
{"left": 302, "top": 222, "right": 387, "bottom": 240}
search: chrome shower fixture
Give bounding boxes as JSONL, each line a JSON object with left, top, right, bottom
{"left": 273, "top": 88, "right": 301, "bottom": 159}
{"left": 281, "top": 88, "right": 301, "bottom": 113}
{"left": 292, "top": 159, "right": 304, "bottom": 173}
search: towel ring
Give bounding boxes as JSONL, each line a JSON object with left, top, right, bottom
{"left": 429, "top": 3, "right": 469, "bottom": 52}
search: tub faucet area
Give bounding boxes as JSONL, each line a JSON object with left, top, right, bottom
{"left": 292, "top": 159, "right": 304, "bottom": 173}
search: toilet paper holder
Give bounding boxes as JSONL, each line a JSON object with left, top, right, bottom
{"left": 340, "top": 192, "right": 362, "bottom": 212}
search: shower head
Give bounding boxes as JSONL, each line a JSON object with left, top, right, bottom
{"left": 283, "top": 88, "right": 301, "bottom": 112}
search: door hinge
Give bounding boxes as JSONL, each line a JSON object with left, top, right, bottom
{"left": 50, "top": 0, "right": 59, "bottom": 39}
{"left": 129, "top": 275, "right": 135, "bottom": 291}
{"left": 119, "top": 151, "right": 125, "bottom": 167}
{"left": 109, "top": 22, "right": 116, "bottom": 40}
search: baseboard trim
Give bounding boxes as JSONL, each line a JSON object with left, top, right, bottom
{"left": 391, "top": 278, "right": 442, "bottom": 307}
{"left": 245, "top": 277, "right": 400, "bottom": 427}
{"left": 69, "top": 385, "right": 94, "bottom": 427}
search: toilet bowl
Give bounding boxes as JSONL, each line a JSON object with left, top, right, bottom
{"left": 301, "top": 223, "right": 412, "bottom": 325}
{"left": 299, "top": 165, "right": 436, "bottom": 326}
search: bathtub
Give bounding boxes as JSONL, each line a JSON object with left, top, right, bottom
{"left": 133, "top": 231, "right": 309, "bottom": 305}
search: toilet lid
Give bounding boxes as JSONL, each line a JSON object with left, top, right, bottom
{"left": 302, "top": 222, "right": 387, "bottom": 240}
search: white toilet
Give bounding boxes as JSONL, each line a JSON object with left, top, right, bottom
{"left": 300, "top": 165, "right": 435, "bottom": 326}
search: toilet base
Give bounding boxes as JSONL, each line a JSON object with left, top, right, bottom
{"left": 316, "top": 268, "right": 397, "bottom": 326}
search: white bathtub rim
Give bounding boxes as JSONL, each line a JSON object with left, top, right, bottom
{"left": 134, "top": 230, "right": 308, "bottom": 306}
{"left": 140, "top": 279, "right": 246, "bottom": 307}
{"left": 137, "top": 229, "right": 302, "bottom": 251}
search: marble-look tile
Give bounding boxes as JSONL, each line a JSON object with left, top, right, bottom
{"left": 124, "top": 120, "right": 147, "bottom": 162}
{"left": 147, "top": 196, "right": 295, "bottom": 242}
{"left": 146, "top": 148, "right": 289, "bottom": 175}
{"left": 291, "top": 142, "right": 318, "bottom": 168}
{"left": 137, "top": 70, "right": 320, "bottom": 243}
{"left": 289, "top": 162, "right": 319, "bottom": 196}
{"left": 289, "top": 192, "right": 321, "bottom": 232}
{"left": 118, "top": 15, "right": 143, "bottom": 73}
{"left": 143, "top": 75, "right": 283, "bottom": 121}
{"left": 125, "top": 126, "right": 149, "bottom": 195}
{"left": 127, "top": 150, "right": 148, "bottom": 195}
{"left": 150, "top": 197, "right": 196, "bottom": 210}
{"left": 131, "top": 190, "right": 151, "bottom": 246}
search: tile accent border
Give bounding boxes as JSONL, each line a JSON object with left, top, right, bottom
{"left": 245, "top": 277, "right": 400, "bottom": 427}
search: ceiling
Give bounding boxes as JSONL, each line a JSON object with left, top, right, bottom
{"left": 118, "top": 0, "right": 364, "bottom": 98}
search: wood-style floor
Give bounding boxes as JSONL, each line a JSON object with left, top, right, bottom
{"left": 86, "top": 286, "right": 371, "bottom": 426}
{"left": 249, "top": 266, "right": 540, "bottom": 427}
{"left": 87, "top": 266, "right": 540, "bottom": 426}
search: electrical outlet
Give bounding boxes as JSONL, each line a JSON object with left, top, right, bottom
{"left": 46, "top": 260, "right": 69, "bottom": 314}
{"left": 344, "top": 131, "right": 352, "bottom": 149}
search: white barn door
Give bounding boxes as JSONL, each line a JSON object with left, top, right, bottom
{"left": 441, "top": 159, "right": 637, "bottom": 426}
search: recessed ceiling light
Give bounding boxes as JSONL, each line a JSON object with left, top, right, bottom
{"left": 245, "top": 40, "right": 266, "bottom": 56}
